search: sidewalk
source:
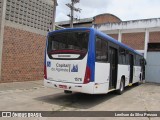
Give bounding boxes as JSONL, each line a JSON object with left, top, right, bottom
{"left": 0, "top": 80, "right": 44, "bottom": 91}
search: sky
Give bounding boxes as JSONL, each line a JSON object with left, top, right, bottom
{"left": 55, "top": 0, "right": 160, "bottom": 22}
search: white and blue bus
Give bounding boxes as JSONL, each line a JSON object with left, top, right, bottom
{"left": 44, "top": 28, "right": 145, "bottom": 94}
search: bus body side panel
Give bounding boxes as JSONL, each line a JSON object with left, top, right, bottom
{"left": 94, "top": 63, "right": 110, "bottom": 94}
{"left": 117, "top": 64, "right": 130, "bottom": 88}
{"left": 133, "top": 66, "right": 141, "bottom": 83}
{"left": 92, "top": 30, "right": 110, "bottom": 94}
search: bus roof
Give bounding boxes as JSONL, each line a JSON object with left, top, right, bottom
{"left": 48, "top": 27, "right": 143, "bottom": 57}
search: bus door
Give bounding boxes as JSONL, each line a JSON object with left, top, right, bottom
{"left": 109, "top": 46, "right": 118, "bottom": 89}
{"left": 129, "top": 54, "right": 134, "bottom": 84}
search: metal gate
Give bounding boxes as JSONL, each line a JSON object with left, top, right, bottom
{"left": 146, "top": 52, "right": 160, "bottom": 83}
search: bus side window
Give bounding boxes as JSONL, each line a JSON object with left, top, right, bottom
{"left": 134, "top": 55, "right": 140, "bottom": 66}
{"left": 96, "top": 36, "right": 108, "bottom": 62}
{"left": 119, "top": 48, "right": 126, "bottom": 64}
{"left": 96, "top": 37, "right": 102, "bottom": 61}
{"left": 137, "top": 56, "right": 141, "bottom": 66}
{"left": 133, "top": 55, "right": 136, "bottom": 65}
{"left": 126, "top": 52, "right": 129, "bottom": 65}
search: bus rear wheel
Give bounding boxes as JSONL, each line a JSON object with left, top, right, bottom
{"left": 117, "top": 79, "right": 124, "bottom": 95}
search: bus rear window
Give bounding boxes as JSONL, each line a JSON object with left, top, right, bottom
{"left": 47, "top": 31, "right": 89, "bottom": 60}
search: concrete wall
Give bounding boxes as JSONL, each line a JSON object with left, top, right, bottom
{"left": 0, "top": 0, "right": 6, "bottom": 81}
{"left": 0, "top": 0, "right": 3, "bottom": 29}
{"left": 0, "top": 0, "right": 3, "bottom": 54}
{"left": 146, "top": 52, "right": 160, "bottom": 83}
{"left": 94, "top": 18, "right": 160, "bottom": 31}
{"left": 5, "top": 0, "right": 53, "bottom": 31}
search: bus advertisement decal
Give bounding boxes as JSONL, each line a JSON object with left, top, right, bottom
{"left": 47, "top": 61, "right": 51, "bottom": 67}
{"left": 51, "top": 63, "right": 79, "bottom": 73}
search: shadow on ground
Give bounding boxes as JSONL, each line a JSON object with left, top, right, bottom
{"left": 35, "top": 84, "right": 139, "bottom": 109}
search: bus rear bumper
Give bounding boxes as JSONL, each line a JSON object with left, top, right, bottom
{"left": 44, "top": 79, "right": 94, "bottom": 94}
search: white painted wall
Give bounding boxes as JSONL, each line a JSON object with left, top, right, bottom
{"left": 146, "top": 52, "right": 160, "bottom": 83}
{"left": 94, "top": 18, "right": 160, "bottom": 83}
{"left": 0, "top": 0, "right": 6, "bottom": 80}
{"left": 94, "top": 18, "right": 160, "bottom": 31}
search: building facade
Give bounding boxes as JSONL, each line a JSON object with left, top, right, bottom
{"left": 93, "top": 15, "right": 160, "bottom": 83}
{"left": 56, "top": 17, "right": 93, "bottom": 28}
{"left": 57, "top": 13, "right": 160, "bottom": 83}
{"left": 56, "top": 13, "right": 121, "bottom": 28}
{"left": 0, "top": 0, "right": 56, "bottom": 83}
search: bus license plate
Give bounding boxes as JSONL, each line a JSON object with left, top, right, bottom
{"left": 59, "top": 85, "right": 67, "bottom": 89}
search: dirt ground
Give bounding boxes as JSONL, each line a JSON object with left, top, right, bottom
{"left": 0, "top": 80, "right": 160, "bottom": 120}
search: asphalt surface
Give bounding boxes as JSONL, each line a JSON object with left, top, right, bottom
{"left": 0, "top": 80, "right": 160, "bottom": 120}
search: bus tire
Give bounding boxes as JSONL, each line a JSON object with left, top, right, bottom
{"left": 135, "top": 81, "right": 140, "bottom": 86}
{"left": 117, "top": 79, "right": 124, "bottom": 95}
{"left": 64, "top": 90, "right": 72, "bottom": 94}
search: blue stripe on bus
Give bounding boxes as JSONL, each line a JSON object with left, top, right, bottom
{"left": 87, "top": 28, "right": 95, "bottom": 82}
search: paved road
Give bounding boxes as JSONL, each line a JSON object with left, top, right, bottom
{"left": 0, "top": 80, "right": 160, "bottom": 120}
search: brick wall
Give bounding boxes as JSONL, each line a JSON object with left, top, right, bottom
{"left": 93, "top": 14, "right": 121, "bottom": 24}
{"left": 107, "top": 34, "right": 118, "bottom": 40}
{"left": 122, "top": 32, "right": 145, "bottom": 50}
{"left": 149, "top": 32, "right": 160, "bottom": 43}
{"left": 1, "top": 26, "right": 46, "bottom": 83}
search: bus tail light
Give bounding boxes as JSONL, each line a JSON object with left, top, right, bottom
{"left": 83, "top": 66, "right": 91, "bottom": 84}
{"left": 44, "top": 65, "right": 47, "bottom": 79}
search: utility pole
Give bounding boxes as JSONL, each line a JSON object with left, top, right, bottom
{"left": 52, "top": 0, "right": 58, "bottom": 31}
{"left": 66, "top": 0, "right": 81, "bottom": 28}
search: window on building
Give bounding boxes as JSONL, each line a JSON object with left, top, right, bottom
{"left": 148, "top": 43, "right": 160, "bottom": 51}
